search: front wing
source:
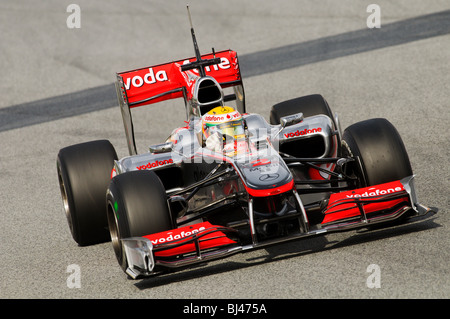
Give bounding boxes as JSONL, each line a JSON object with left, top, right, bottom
{"left": 122, "top": 176, "right": 432, "bottom": 279}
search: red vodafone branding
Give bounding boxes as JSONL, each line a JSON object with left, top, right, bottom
{"left": 143, "top": 222, "right": 236, "bottom": 257}
{"left": 204, "top": 115, "right": 225, "bottom": 122}
{"left": 147, "top": 224, "right": 206, "bottom": 245}
{"left": 345, "top": 183, "right": 404, "bottom": 198}
{"left": 284, "top": 127, "right": 321, "bottom": 138}
{"left": 136, "top": 158, "right": 173, "bottom": 170}
{"left": 329, "top": 181, "right": 405, "bottom": 202}
{"left": 117, "top": 50, "right": 240, "bottom": 107}
{"left": 182, "top": 57, "right": 231, "bottom": 73}
{"left": 321, "top": 180, "right": 408, "bottom": 224}
{"left": 204, "top": 110, "right": 241, "bottom": 123}
{"left": 124, "top": 67, "right": 169, "bottom": 90}
{"left": 123, "top": 58, "right": 232, "bottom": 90}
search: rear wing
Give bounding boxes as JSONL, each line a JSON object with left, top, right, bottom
{"left": 116, "top": 50, "right": 242, "bottom": 108}
{"left": 115, "top": 50, "right": 245, "bottom": 155}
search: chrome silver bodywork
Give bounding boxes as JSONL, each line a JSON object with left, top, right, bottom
{"left": 114, "top": 113, "right": 336, "bottom": 174}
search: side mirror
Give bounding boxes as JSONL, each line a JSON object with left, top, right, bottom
{"left": 280, "top": 112, "right": 304, "bottom": 128}
{"left": 149, "top": 142, "right": 173, "bottom": 154}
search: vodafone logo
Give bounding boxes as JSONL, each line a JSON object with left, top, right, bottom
{"left": 136, "top": 159, "right": 173, "bottom": 170}
{"left": 182, "top": 57, "right": 231, "bottom": 73}
{"left": 229, "top": 111, "right": 241, "bottom": 119}
{"left": 345, "top": 185, "right": 404, "bottom": 198}
{"left": 204, "top": 110, "right": 240, "bottom": 123}
{"left": 124, "top": 67, "right": 168, "bottom": 90}
{"left": 204, "top": 115, "right": 224, "bottom": 122}
{"left": 284, "top": 127, "right": 321, "bottom": 138}
{"left": 149, "top": 226, "right": 206, "bottom": 245}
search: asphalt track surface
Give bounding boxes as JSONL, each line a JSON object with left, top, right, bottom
{"left": 1, "top": 1, "right": 449, "bottom": 299}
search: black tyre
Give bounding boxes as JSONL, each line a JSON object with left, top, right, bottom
{"left": 57, "top": 140, "right": 118, "bottom": 246}
{"left": 342, "top": 118, "right": 412, "bottom": 187}
{"left": 270, "top": 94, "right": 340, "bottom": 159}
{"left": 106, "top": 170, "right": 172, "bottom": 272}
{"left": 270, "top": 94, "right": 335, "bottom": 125}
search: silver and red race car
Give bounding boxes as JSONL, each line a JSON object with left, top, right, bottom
{"left": 57, "top": 11, "right": 432, "bottom": 280}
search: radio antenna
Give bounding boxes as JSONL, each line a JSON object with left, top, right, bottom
{"left": 187, "top": 5, "right": 203, "bottom": 74}
{"left": 181, "top": 5, "right": 221, "bottom": 77}
{"left": 187, "top": 5, "right": 194, "bottom": 29}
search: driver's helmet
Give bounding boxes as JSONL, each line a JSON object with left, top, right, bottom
{"left": 202, "top": 106, "right": 245, "bottom": 142}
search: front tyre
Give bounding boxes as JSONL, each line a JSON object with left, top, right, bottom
{"left": 106, "top": 170, "right": 172, "bottom": 272}
{"left": 342, "top": 118, "right": 413, "bottom": 187}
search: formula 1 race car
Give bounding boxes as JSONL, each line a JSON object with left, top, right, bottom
{"left": 57, "top": 10, "right": 432, "bottom": 280}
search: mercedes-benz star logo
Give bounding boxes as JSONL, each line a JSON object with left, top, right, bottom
{"left": 259, "top": 173, "right": 279, "bottom": 181}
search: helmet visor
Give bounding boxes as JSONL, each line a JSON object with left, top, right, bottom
{"left": 215, "top": 120, "right": 245, "bottom": 139}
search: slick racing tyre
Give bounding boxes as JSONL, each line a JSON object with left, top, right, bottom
{"left": 106, "top": 170, "right": 172, "bottom": 272}
{"left": 342, "top": 118, "right": 413, "bottom": 187}
{"left": 269, "top": 94, "right": 335, "bottom": 126}
{"left": 57, "top": 140, "right": 118, "bottom": 246}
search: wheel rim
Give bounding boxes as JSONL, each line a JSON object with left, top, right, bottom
{"left": 57, "top": 163, "right": 74, "bottom": 233}
{"left": 107, "top": 201, "right": 123, "bottom": 263}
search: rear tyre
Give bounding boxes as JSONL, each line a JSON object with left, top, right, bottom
{"left": 270, "top": 94, "right": 335, "bottom": 125}
{"left": 57, "top": 140, "right": 117, "bottom": 246}
{"left": 270, "top": 94, "right": 340, "bottom": 168}
{"left": 342, "top": 118, "right": 413, "bottom": 187}
{"left": 106, "top": 170, "right": 172, "bottom": 272}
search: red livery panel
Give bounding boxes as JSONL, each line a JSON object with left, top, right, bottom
{"left": 322, "top": 181, "right": 410, "bottom": 224}
{"left": 143, "top": 222, "right": 236, "bottom": 257}
{"left": 117, "top": 50, "right": 241, "bottom": 108}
